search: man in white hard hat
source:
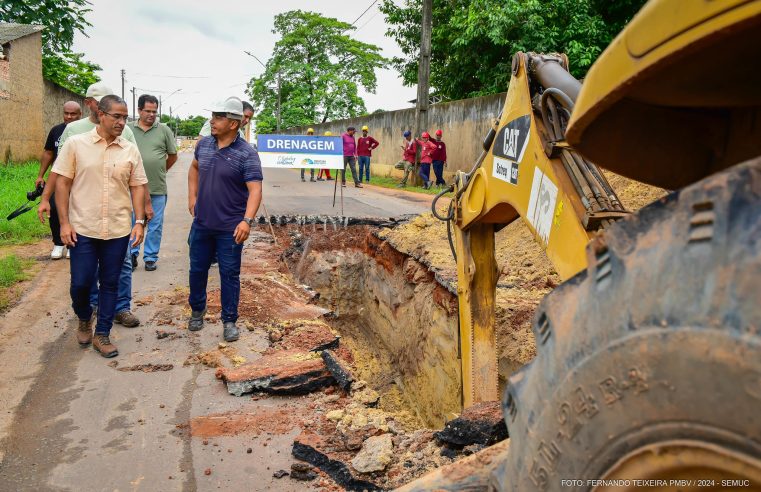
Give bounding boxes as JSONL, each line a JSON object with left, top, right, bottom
{"left": 198, "top": 100, "right": 254, "bottom": 139}
{"left": 38, "top": 82, "right": 147, "bottom": 329}
{"left": 187, "top": 96, "right": 263, "bottom": 343}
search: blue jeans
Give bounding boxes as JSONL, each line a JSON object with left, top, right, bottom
{"left": 70, "top": 235, "right": 130, "bottom": 335}
{"left": 88, "top": 248, "right": 133, "bottom": 313}
{"left": 432, "top": 160, "right": 445, "bottom": 185}
{"left": 418, "top": 163, "right": 431, "bottom": 182}
{"left": 358, "top": 156, "right": 371, "bottom": 181}
{"left": 131, "top": 194, "right": 167, "bottom": 263}
{"left": 188, "top": 222, "right": 243, "bottom": 322}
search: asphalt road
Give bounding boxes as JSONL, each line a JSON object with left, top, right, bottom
{"left": 0, "top": 152, "right": 431, "bottom": 491}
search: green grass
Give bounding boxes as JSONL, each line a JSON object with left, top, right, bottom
{"left": 366, "top": 175, "right": 451, "bottom": 195}
{"left": 0, "top": 161, "right": 49, "bottom": 245}
{"left": 0, "top": 254, "right": 32, "bottom": 288}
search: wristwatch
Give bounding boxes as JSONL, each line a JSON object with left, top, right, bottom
{"left": 243, "top": 217, "right": 255, "bottom": 226}
{"left": 135, "top": 219, "right": 146, "bottom": 225}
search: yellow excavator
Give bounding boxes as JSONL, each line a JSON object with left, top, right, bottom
{"left": 409, "top": 0, "right": 761, "bottom": 489}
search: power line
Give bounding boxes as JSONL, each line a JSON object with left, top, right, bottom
{"left": 350, "top": 0, "right": 379, "bottom": 26}
{"left": 355, "top": 9, "right": 380, "bottom": 32}
{"left": 133, "top": 72, "right": 210, "bottom": 79}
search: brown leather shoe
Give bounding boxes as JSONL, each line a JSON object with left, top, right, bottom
{"left": 114, "top": 310, "right": 140, "bottom": 327}
{"left": 93, "top": 334, "right": 119, "bottom": 358}
{"left": 77, "top": 317, "right": 94, "bottom": 347}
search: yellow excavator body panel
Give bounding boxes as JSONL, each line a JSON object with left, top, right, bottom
{"left": 567, "top": 0, "right": 761, "bottom": 189}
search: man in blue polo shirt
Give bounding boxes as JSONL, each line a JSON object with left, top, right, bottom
{"left": 187, "top": 96, "right": 263, "bottom": 342}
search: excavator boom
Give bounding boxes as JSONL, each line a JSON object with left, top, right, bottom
{"left": 448, "top": 52, "right": 627, "bottom": 406}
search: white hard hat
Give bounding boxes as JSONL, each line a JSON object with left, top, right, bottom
{"left": 208, "top": 96, "right": 244, "bottom": 120}
{"left": 85, "top": 82, "right": 114, "bottom": 102}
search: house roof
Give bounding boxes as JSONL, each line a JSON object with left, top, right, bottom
{"left": 0, "top": 22, "right": 44, "bottom": 45}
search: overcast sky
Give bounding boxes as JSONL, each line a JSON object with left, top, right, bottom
{"left": 71, "top": 0, "right": 416, "bottom": 120}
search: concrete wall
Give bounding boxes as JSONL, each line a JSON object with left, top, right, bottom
{"left": 0, "top": 33, "right": 44, "bottom": 163}
{"left": 43, "top": 79, "right": 85, "bottom": 134}
{"left": 287, "top": 92, "right": 506, "bottom": 178}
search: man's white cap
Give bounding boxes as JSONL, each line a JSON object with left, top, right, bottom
{"left": 208, "top": 96, "right": 244, "bottom": 120}
{"left": 85, "top": 82, "right": 114, "bottom": 102}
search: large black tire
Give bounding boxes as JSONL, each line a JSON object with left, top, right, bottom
{"left": 497, "top": 159, "right": 761, "bottom": 491}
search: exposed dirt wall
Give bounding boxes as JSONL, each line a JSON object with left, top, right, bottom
{"left": 290, "top": 231, "right": 462, "bottom": 428}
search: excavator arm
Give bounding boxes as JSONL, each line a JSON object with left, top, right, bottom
{"left": 445, "top": 52, "right": 628, "bottom": 406}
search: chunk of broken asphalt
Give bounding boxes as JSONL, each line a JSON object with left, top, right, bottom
{"left": 273, "top": 470, "right": 289, "bottom": 479}
{"left": 434, "top": 401, "right": 508, "bottom": 448}
{"left": 290, "top": 463, "right": 317, "bottom": 481}
{"left": 310, "top": 336, "right": 340, "bottom": 352}
{"left": 215, "top": 350, "right": 335, "bottom": 396}
{"left": 320, "top": 349, "right": 353, "bottom": 391}
{"left": 292, "top": 432, "right": 381, "bottom": 491}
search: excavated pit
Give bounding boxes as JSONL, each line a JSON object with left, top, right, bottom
{"left": 269, "top": 217, "right": 463, "bottom": 429}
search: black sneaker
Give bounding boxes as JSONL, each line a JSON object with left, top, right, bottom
{"left": 131, "top": 253, "right": 138, "bottom": 272}
{"left": 145, "top": 261, "right": 157, "bottom": 271}
{"left": 223, "top": 321, "right": 239, "bottom": 342}
{"left": 188, "top": 309, "right": 206, "bottom": 331}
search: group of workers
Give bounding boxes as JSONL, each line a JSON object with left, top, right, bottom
{"left": 35, "top": 83, "right": 262, "bottom": 358}
{"left": 297, "top": 125, "right": 448, "bottom": 190}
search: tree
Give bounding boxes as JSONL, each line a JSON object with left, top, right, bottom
{"left": 0, "top": 0, "right": 100, "bottom": 94}
{"left": 380, "top": 0, "right": 646, "bottom": 100}
{"left": 247, "top": 10, "right": 386, "bottom": 134}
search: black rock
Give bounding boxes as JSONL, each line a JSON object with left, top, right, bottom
{"left": 273, "top": 470, "right": 289, "bottom": 479}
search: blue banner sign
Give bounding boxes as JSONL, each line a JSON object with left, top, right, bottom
{"left": 257, "top": 134, "right": 344, "bottom": 169}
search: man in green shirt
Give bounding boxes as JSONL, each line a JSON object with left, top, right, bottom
{"left": 127, "top": 94, "right": 177, "bottom": 272}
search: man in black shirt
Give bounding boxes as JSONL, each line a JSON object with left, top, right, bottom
{"left": 36, "top": 101, "right": 82, "bottom": 259}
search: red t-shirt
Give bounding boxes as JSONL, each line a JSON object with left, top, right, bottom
{"left": 402, "top": 139, "right": 419, "bottom": 163}
{"left": 418, "top": 140, "right": 437, "bottom": 163}
{"left": 357, "top": 136, "right": 379, "bottom": 156}
{"left": 431, "top": 140, "right": 447, "bottom": 161}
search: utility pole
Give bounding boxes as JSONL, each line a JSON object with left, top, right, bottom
{"left": 413, "top": 0, "right": 433, "bottom": 185}
{"left": 121, "top": 69, "right": 126, "bottom": 99}
{"left": 158, "top": 95, "right": 162, "bottom": 120}
{"left": 131, "top": 86, "right": 136, "bottom": 121}
{"left": 276, "top": 74, "right": 282, "bottom": 133}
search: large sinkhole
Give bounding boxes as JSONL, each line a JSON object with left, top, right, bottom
{"left": 268, "top": 216, "right": 463, "bottom": 428}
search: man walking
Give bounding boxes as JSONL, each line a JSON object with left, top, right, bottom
{"left": 36, "top": 101, "right": 81, "bottom": 259}
{"left": 187, "top": 96, "right": 263, "bottom": 343}
{"left": 357, "top": 125, "right": 379, "bottom": 183}
{"left": 52, "top": 95, "right": 147, "bottom": 358}
{"left": 300, "top": 128, "right": 316, "bottom": 182}
{"left": 341, "top": 126, "right": 362, "bottom": 188}
{"left": 431, "top": 129, "right": 447, "bottom": 187}
{"left": 38, "top": 83, "right": 144, "bottom": 328}
{"left": 127, "top": 94, "right": 178, "bottom": 272}
{"left": 396, "top": 130, "right": 419, "bottom": 187}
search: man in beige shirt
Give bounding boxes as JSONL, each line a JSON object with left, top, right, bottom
{"left": 53, "top": 95, "right": 148, "bottom": 358}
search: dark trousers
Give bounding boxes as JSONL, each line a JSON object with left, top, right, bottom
{"left": 188, "top": 223, "right": 243, "bottom": 322}
{"left": 358, "top": 156, "right": 371, "bottom": 181}
{"left": 432, "top": 160, "right": 445, "bottom": 185}
{"left": 418, "top": 162, "right": 431, "bottom": 182}
{"left": 342, "top": 156, "right": 359, "bottom": 184}
{"left": 300, "top": 168, "right": 315, "bottom": 179}
{"left": 48, "top": 192, "right": 63, "bottom": 246}
{"left": 69, "top": 234, "right": 130, "bottom": 335}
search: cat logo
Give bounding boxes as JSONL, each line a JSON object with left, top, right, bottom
{"left": 492, "top": 115, "right": 531, "bottom": 185}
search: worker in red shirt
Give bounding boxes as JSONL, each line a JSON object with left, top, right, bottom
{"left": 356, "top": 125, "right": 380, "bottom": 183}
{"left": 431, "top": 129, "right": 447, "bottom": 187}
{"left": 396, "top": 130, "right": 419, "bottom": 187}
{"left": 316, "top": 131, "right": 334, "bottom": 181}
{"left": 416, "top": 131, "right": 437, "bottom": 189}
